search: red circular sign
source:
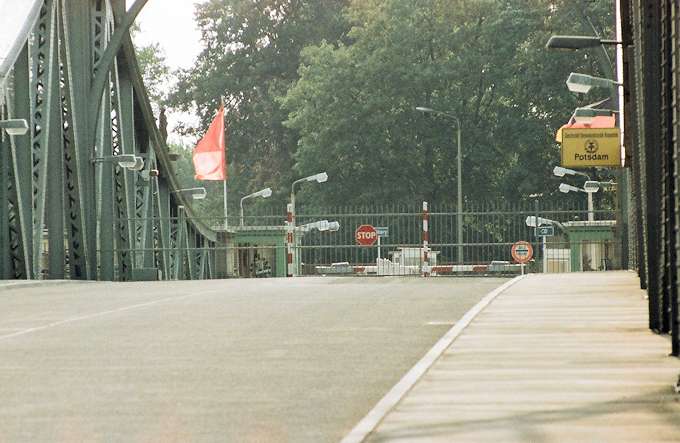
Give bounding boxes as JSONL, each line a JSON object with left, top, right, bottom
{"left": 355, "top": 224, "right": 378, "bottom": 246}
{"left": 511, "top": 241, "right": 533, "bottom": 264}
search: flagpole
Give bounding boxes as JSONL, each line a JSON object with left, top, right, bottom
{"left": 223, "top": 180, "right": 228, "bottom": 229}
{"left": 221, "top": 98, "right": 228, "bottom": 229}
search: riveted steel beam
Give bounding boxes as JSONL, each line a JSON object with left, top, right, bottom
{"left": 10, "top": 44, "right": 33, "bottom": 279}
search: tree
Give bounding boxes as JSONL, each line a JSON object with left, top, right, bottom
{"left": 131, "top": 25, "right": 173, "bottom": 113}
{"left": 283, "top": 0, "right": 615, "bottom": 206}
{"left": 170, "top": 0, "right": 351, "bottom": 211}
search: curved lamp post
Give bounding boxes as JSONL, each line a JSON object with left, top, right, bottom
{"left": 290, "top": 172, "right": 328, "bottom": 227}
{"left": 240, "top": 187, "right": 272, "bottom": 226}
{"left": 558, "top": 183, "right": 597, "bottom": 222}
{"left": 554, "top": 166, "right": 596, "bottom": 221}
{"left": 289, "top": 172, "right": 328, "bottom": 276}
{"left": 416, "top": 106, "right": 463, "bottom": 264}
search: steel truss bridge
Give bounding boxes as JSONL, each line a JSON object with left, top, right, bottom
{"left": 0, "top": 0, "right": 216, "bottom": 281}
{"left": 0, "top": 1, "right": 678, "bottom": 362}
{"left": 625, "top": 0, "right": 680, "bottom": 356}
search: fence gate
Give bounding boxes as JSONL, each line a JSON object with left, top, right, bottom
{"left": 293, "top": 201, "right": 621, "bottom": 277}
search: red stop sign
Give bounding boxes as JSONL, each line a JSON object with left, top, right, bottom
{"left": 355, "top": 224, "right": 378, "bottom": 246}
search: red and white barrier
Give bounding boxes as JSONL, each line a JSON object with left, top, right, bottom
{"left": 422, "top": 201, "right": 431, "bottom": 277}
{"left": 287, "top": 203, "right": 294, "bottom": 277}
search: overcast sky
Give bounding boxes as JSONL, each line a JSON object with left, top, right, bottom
{"left": 126, "top": 0, "right": 206, "bottom": 144}
{"left": 126, "top": 0, "right": 203, "bottom": 70}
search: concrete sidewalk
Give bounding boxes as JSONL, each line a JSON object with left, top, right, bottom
{"left": 359, "top": 272, "right": 680, "bottom": 443}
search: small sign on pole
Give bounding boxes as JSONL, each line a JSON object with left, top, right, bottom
{"left": 535, "top": 226, "right": 555, "bottom": 237}
{"left": 375, "top": 227, "right": 389, "bottom": 238}
{"left": 511, "top": 241, "right": 534, "bottom": 275}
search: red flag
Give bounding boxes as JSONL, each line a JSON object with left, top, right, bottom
{"left": 193, "top": 106, "right": 226, "bottom": 180}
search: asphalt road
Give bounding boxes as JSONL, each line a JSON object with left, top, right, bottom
{"left": 0, "top": 277, "right": 506, "bottom": 442}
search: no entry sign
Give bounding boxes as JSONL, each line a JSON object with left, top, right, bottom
{"left": 511, "top": 241, "right": 533, "bottom": 264}
{"left": 355, "top": 224, "right": 378, "bottom": 246}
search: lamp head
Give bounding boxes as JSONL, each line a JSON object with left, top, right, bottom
{"left": 583, "top": 181, "right": 600, "bottom": 193}
{"left": 311, "top": 172, "right": 328, "bottom": 183}
{"left": 415, "top": 106, "right": 435, "bottom": 113}
{"left": 566, "top": 73, "right": 595, "bottom": 94}
{"left": 116, "top": 155, "right": 145, "bottom": 171}
{"left": 546, "top": 35, "right": 602, "bottom": 50}
{"left": 553, "top": 166, "right": 567, "bottom": 177}
{"left": 190, "top": 188, "right": 207, "bottom": 200}
{"left": 0, "top": 118, "right": 29, "bottom": 136}
{"left": 559, "top": 183, "right": 581, "bottom": 194}
{"left": 174, "top": 187, "right": 207, "bottom": 200}
{"left": 259, "top": 187, "right": 273, "bottom": 198}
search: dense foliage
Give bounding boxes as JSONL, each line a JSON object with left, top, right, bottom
{"left": 156, "top": 0, "right": 615, "bottom": 212}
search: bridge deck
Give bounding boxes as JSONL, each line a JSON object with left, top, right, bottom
{"left": 363, "top": 272, "right": 680, "bottom": 442}
{"left": 0, "top": 276, "right": 504, "bottom": 442}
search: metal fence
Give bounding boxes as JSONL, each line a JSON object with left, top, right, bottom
{"left": 295, "top": 202, "right": 619, "bottom": 277}
{"left": 94, "top": 200, "right": 622, "bottom": 280}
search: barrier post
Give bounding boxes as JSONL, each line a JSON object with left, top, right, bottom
{"left": 286, "top": 203, "right": 294, "bottom": 277}
{"left": 422, "top": 201, "right": 430, "bottom": 277}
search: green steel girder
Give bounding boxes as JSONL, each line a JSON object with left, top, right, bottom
{"left": 175, "top": 205, "right": 186, "bottom": 280}
{"left": 138, "top": 150, "right": 155, "bottom": 269}
{"left": 0, "top": 105, "right": 10, "bottom": 279}
{"left": 60, "top": 0, "right": 94, "bottom": 279}
{"left": 2, "top": 0, "right": 216, "bottom": 282}
{"left": 9, "top": 45, "right": 33, "bottom": 279}
{"left": 156, "top": 179, "right": 171, "bottom": 279}
{"left": 31, "top": 0, "right": 61, "bottom": 279}
{"left": 46, "top": 0, "right": 65, "bottom": 279}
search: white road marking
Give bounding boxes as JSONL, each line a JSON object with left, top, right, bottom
{"left": 340, "top": 275, "right": 527, "bottom": 443}
{"left": 0, "top": 289, "right": 224, "bottom": 342}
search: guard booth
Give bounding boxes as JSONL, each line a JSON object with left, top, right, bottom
{"left": 544, "top": 221, "right": 617, "bottom": 272}
{"left": 563, "top": 221, "right": 617, "bottom": 271}
{"left": 215, "top": 227, "right": 288, "bottom": 278}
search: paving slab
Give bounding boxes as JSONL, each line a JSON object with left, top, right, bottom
{"left": 362, "top": 272, "right": 680, "bottom": 443}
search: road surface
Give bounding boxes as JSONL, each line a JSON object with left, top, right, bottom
{"left": 0, "top": 277, "right": 506, "bottom": 442}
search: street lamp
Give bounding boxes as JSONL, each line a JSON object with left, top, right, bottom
{"left": 558, "top": 182, "right": 597, "bottom": 222}
{"left": 416, "top": 106, "right": 464, "bottom": 264}
{"left": 172, "top": 187, "right": 207, "bottom": 200}
{"left": 546, "top": 35, "right": 621, "bottom": 50}
{"left": 547, "top": 33, "right": 629, "bottom": 268}
{"left": 240, "top": 187, "right": 272, "bottom": 226}
{"left": 289, "top": 172, "right": 328, "bottom": 277}
{"left": 92, "top": 154, "right": 145, "bottom": 171}
{"left": 566, "top": 72, "right": 621, "bottom": 95}
{"left": 290, "top": 172, "right": 328, "bottom": 225}
{"left": 0, "top": 118, "right": 28, "bottom": 136}
{"left": 554, "top": 167, "right": 596, "bottom": 221}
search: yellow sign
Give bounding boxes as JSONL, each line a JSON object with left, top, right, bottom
{"left": 561, "top": 127, "right": 621, "bottom": 168}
